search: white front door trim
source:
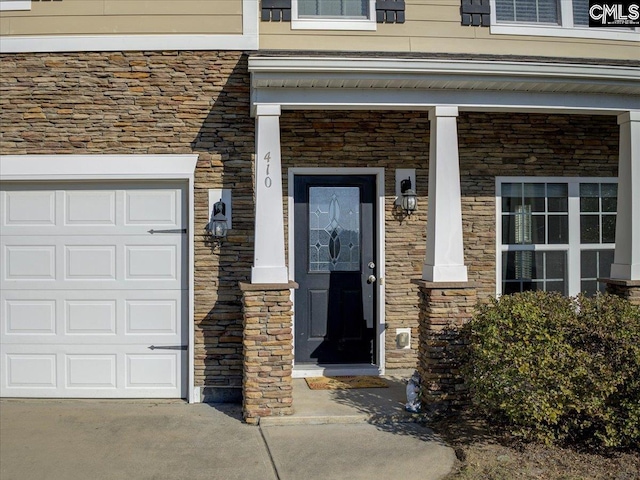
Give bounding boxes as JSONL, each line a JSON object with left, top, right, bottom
{"left": 287, "top": 167, "right": 386, "bottom": 377}
{"left": 0, "top": 154, "right": 198, "bottom": 403}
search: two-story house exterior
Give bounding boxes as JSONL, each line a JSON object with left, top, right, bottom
{"left": 1, "top": 0, "right": 638, "bottom": 422}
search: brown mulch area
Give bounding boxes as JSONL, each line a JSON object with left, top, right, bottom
{"left": 429, "top": 412, "right": 640, "bottom": 480}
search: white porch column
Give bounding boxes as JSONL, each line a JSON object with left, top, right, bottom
{"left": 611, "top": 111, "right": 640, "bottom": 281}
{"left": 252, "top": 104, "right": 288, "bottom": 284}
{"left": 422, "top": 106, "right": 468, "bottom": 282}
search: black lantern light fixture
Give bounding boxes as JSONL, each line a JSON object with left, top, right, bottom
{"left": 208, "top": 199, "right": 228, "bottom": 239}
{"left": 400, "top": 177, "right": 417, "bottom": 215}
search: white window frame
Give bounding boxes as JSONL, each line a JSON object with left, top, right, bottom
{"left": 0, "top": 0, "right": 30, "bottom": 11}
{"left": 291, "top": 0, "right": 377, "bottom": 30}
{"left": 490, "top": 0, "right": 640, "bottom": 41}
{"left": 496, "top": 176, "right": 617, "bottom": 297}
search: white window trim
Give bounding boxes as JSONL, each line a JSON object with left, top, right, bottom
{"left": 490, "top": 0, "right": 640, "bottom": 41}
{"left": 291, "top": 0, "right": 377, "bottom": 30}
{"left": 495, "top": 176, "right": 617, "bottom": 298}
{"left": 0, "top": 0, "right": 30, "bottom": 11}
{"left": 0, "top": 154, "right": 200, "bottom": 404}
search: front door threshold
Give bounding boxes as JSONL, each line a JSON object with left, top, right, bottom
{"left": 292, "top": 363, "right": 382, "bottom": 378}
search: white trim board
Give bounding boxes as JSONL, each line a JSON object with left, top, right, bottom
{"left": 287, "top": 167, "right": 386, "bottom": 375}
{"left": 249, "top": 56, "right": 640, "bottom": 116}
{"left": 0, "top": 0, "right": 30, "bottom": 11}
{"left": 0, "top": 0, "right": 258, "bottom": 53}
{"left": 0, "top": 154, "right": 199, "bottom": 404}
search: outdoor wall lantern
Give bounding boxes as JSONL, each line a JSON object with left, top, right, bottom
{"left": 207, "top": 189, "right": 232, "bottom": 242}
{"left": 208, "top": 199, "right": 228, "bottom": 239}
{"left": 400, "top": 177, "right": 417, "bottom": 215}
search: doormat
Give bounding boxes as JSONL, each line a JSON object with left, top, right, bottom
{"left": 305, "top": 376, "right": 389, "bottom": 390}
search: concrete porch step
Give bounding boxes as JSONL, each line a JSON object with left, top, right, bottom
{"left": 261, "top": 373, "right": 423, "bottom": 426}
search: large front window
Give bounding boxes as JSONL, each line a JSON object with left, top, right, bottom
{"left": 498, "top": 178, "right": 617, "bottom": 297}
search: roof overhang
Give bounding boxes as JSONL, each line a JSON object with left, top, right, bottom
{"left": 249, "top": 56, "right": 640, "bottom": 116}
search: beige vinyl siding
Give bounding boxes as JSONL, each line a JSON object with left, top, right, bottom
{"left": 260, "top": 0, "right": 639, "bottom": 61}
{"left": 0, "top": 0, "right": 243, "bottom": 36}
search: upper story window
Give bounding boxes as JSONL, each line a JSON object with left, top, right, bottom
{"left": 292, "top": 0, "right": 377, "bottom": 30}
{"left": 491, "top": 0, "right": 639, "bottom": 40}
{"left": 0, "top": 0, "right": 31, "bottom": 11}
{"left": 496, "top": 0, "right": 559, "bottom": 24}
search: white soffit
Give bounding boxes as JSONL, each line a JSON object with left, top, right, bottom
{"left": 249, "top": 57, "right": 640, "bottom": 113}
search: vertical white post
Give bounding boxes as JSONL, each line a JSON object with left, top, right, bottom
{"left": 422, "top": 106, "right": 468, "bottom": 282}
{"left": 611, "top": 111, "right": 640, "bottom": 281}
{"left": 252, "top": 104, "right": 288, "bottom": 284}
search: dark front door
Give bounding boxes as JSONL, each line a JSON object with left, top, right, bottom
{"left": 294, "top": 175, "right": 377, "bottom": 365}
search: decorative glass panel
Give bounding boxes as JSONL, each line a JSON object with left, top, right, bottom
{"left": 309, "top": 187, "right": 360, "bottom": 272}
{"left": 299, "top": 0, "right": 368, "bottom": 17}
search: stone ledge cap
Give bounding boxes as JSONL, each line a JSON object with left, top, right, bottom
{"left": 412, "top": 279, "right": 478, "bottom": 289}
{"left": 598, "top": 278, "right": 640, "bottom": 287}
{"left": 240, "top": 281, "right": 299, "bottom": 291}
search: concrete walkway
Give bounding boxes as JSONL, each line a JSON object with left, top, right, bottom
{"left": 0, "top": 382, "right": 454, "bottom": 480}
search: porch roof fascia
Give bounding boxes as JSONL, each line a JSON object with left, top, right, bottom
{"left": 248, "top": 56, "right": 640, "bottom": 116}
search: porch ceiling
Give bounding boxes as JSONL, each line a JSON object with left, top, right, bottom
{"left": 248, "top": 56, "right": 640, "bottom": 115}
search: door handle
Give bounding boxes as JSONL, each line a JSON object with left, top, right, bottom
{"left": 367, "top": 274, "right": 377, "bottom": 284}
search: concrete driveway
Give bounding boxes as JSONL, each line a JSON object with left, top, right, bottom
{"left": 0, "top": 399, "right": 454, "bottom": 480}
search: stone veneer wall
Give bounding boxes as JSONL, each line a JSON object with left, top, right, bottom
{"left": 416, "top": 282, "right": 477, "bottom": 408}
{"left": 240, "top": 283, "right": 295, "bottom": 424}
{"left": 0, "top": 51, "right": 254, "bottom": 395}
{"left": 0, "top": 52, "right": 622, "bottom": 389}
{"left": 279, "top": 111, "right": 620, "bottom": 370}
{"left": 458, "top": 112, "right": 620, "bottom": 300}
{"left": 605, "top": 280, "right": 640, "bottom": 306}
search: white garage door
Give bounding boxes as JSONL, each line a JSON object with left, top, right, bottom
{"left": 1, "top": 182, "right": 187, "bottom": 398}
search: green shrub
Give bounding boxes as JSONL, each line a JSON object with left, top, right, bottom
{"left": 463, "top": 291, "right": 640, "bottom": 450}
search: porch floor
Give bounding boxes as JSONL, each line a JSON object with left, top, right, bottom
{"left": 260, "top": 369, "right": 419, "bottom": 426}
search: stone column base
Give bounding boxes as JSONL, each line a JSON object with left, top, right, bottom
{"left": 414, "top": 281, "right": 477, "bottom": 411}
{"left": 601, "top": 278, "right": 640, "bottom": 306}
{"left": 239, "top": 281, "right": 298, "bottom": 424}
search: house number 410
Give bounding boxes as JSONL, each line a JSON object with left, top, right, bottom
{"left": 264, "top": 152, "right": 272, "bottom": 188}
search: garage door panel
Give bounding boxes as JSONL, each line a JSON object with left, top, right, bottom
{"left": 1, "top": 183, "right": 185, "bottom": 236}
{"left": 5, "top": 299, "right": 57, "bottom": 335}
{"left": 2, "top": 236, "right": 185, "bottom": 289}
{"left": 1, "top": 181, "right": 187, "bottom": 399}
{"left": 2, "top": 290, "right": 186, "bottom": 344}
{"left": 1, "top": 346, "right": 185, "bottom": 398}
{"left": 125, "top": 189, "right": 179, "bottom": 226}
{"left": 126, "top": 353, "right": 179, "bottom": 389}
{"left": 66, "top": 300, "right": 117, "bottom": 335}
{"left": 4, "top": 245, "right": 56, "bottom": 280}
{"left": 4, "top": 353, "right": 58, "bottom": 389}
{"left": 66, "top": 245, "right": 117, "bottom": 280}
{"left": 65, "top": 189, "right": 116, "bottom": 226}
{"left": 66, "top": 354, "right": 117, "bottom": 389}
{"left": 2, "top": 190, "right": 56, "bottom": 227}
